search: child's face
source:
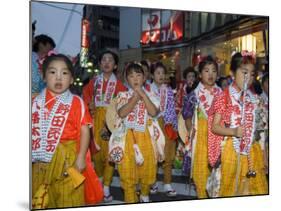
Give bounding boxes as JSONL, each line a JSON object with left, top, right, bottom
{"left": 153, "top": 67, "right": 165, "bottom": 85}
{"left": 200, "top": 63, "right": 217, "bottom": 87}
{"left": 234, "top": 63, "right": 255, "bottom": 91}
{"left": 44, "top": 60, "right": 73, "bottom": 96}
{"left": 186, "top": 72, "right": 196, "bottom": 87}
{"left": 100, "top": 53, "right": 117, "bottom": 74}
{"left": 127, "top": 70, "right": 145, "bottom": 90}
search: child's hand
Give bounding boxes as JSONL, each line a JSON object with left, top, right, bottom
{"left": 134, "top": 87, "right": 146, "bottom": 99}
{"left": 88, "top": 101, "right": 95, "bottom": 116}
{"left": 234, "top": 126, "right": 243, "bottom": 138}
{"left": 75, "top": 154, "right": 86, "bottom": 173}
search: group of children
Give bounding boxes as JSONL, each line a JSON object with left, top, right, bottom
{"left": 31, "top": 49, "right": 269, "bottom": 209}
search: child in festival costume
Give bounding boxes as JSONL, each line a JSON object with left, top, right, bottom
{"left": 182, "top": 56, "right": 221, "bottom": 198}
{"left": 149, "top": 62, "right": 178, "bottom": 197}
{"left": 83, "top": 50, "right": 127, "bottom": 202}
{"left": 109, "top": 62, "right": 165, "bottom": 203}
{"left": 175, "top": 67, "right": 198, "bottom": 115}
{"left": 209, "top": 52, "right": 268, "bottom": 197}
{"left": 32, "top": 54, "right": 95, "bottom": 208}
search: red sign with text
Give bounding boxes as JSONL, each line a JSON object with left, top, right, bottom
{"left": 141, "top": 10, "right": 183, "bottom": 45}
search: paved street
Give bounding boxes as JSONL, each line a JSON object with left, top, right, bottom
{"left": 100, "top": 167, "right": 198, "bottom": 205}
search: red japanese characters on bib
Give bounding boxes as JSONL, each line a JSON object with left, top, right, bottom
{"left": 195, "top": 82, "right": 221, "bottom": 118}
{"left": 229, "top": 84, "right": 257, "bottom": 155}
{"left": 32, "top": 89, "right": 73, "bottom": 162}
{"left": 94, "top": 73, "right": 117, "bottom": 107}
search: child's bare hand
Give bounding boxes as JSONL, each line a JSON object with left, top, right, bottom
{"left": 88, "top": 101, "right": 95, "bottom": 116}
{"left": 134, "top": 87, "right": 146, "bottom": 98}
{"left": 234, "top": 126, "right": 243, "bottom": 138}
{"left": 75, "top": 154, "right": 86, "bottom": 173}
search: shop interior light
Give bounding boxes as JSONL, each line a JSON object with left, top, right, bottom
{"left": 78, "top": 82, "right": 83, "bottom": 86}
{"left": 94, "top": 69, "right": 99, "bottom": 73}
{"left": 87, "top": 68, "right": 92, "bottom": 73}
{"left": 74, "top": 82, "right": 77, "bottom": 86}
{"left": 76, "top": 78, "right": 80, "bottom": 81}
{"left": 241, "top": 34, "right": 256, "bottom": 52}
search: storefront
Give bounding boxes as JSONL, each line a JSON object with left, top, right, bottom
{"left": 140, "top": 10, "right": 269, "bottom": 81}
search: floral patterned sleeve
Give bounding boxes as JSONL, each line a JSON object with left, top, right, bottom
{"left": 182, "top": 91, "right": 197, "bottom": 120}
{"left": 116, "top": 91, "right": 129, "bottom": 111}
{"left": 207, "top": 92, "right": 226, "bottom": 168}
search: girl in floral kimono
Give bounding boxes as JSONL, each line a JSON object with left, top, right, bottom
{"left": 209, "top": 52, "right": 268, "bottom": 197}
{"left": 32, "top": 54, "right": 94, "bottom": 208}
{"left": 182, "top": 56, "right": 221, "bottom": 198}
{"left": 82, "top": 50, "right": 127, "bottom": 202}
{"left": 108, "top": 62, "right": 165, "bottom": 203}
{"left": 149, "top": 62, "right": 178, "bottom": 197}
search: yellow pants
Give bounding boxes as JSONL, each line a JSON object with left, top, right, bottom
{"left": 32, "top": 141, "right": 84, "bottom": 209}
{"left": 118, "top": 128, "right": 157, "bottom": 203}
{"left": 220, "top": 138, "right": 268, "bottom": 197}
{"left": 192, "top": 117, "right": 210, "bottom": 199}
{"left": 158, "top": 117, "right": 176, "bottom": 184}
{"left": 92, "top": 107, "right": 114, "bottom": 186}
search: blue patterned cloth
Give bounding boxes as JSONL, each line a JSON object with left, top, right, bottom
{"left": 182, "top": 91, "right": 197, "bottom": 120}
{"left": 32, "top": 52, "right": 46, "bottom": 94}
{"left": 163, "top": 86, "right": 178, "bottom": 130}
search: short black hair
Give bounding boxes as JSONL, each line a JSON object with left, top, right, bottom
{"left": 151, "top": 61, "right": 167, "bottom": 75}
{"left": 230, "top": 52, "right": 255, "bottom": 73}
{"left": 183, "top": 66, "right": 197, "bottom": 79}
{"left": 198, "top": 55, "right": 218, "bottom": 73}
{"left": 140, "top": 60, "right": 149, "bottom": 70}
{"left": 42, "top": 54, "right": 74, "bottom": 79}
{"left": 98, "top": 49, "right": 119, "bottom": 65}
{"left": 217, "top": 76, "right": 228, "bottom": 87}
{"left": 125, "top": 62, "right": 144, "bottom": 78}
{"left": 33, "top": 34, "right": 56, "bottom": 52}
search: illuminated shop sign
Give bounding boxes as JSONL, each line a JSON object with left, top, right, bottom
{"left": 141, "top": 10, "right": 183, "bottom": 45}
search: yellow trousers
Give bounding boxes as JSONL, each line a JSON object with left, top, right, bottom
{"left": 92, "top": 107, "right": 114, "bottom": 186}
{"left": 32, "top": 141, "right": 84, "bottom": 209}
{"left": 158, "top": 117, "right": 176, "bottom": 184}
{"left": 220, "top": 138, "right": 268, "bottom": 197}
{"left": 192, "top": 117, "right": 210, "bottom": 199}
{"left": 118, "top": 127, "right": 157, "bottom": 203}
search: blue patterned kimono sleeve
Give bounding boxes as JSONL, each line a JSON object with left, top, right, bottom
{"left": 182, "top": 91, "right": 197, "bottom": 120}
{"left": 163, "top": 87, "right": 178, "bottom": 130}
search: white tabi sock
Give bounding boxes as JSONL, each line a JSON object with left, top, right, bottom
{"left": 103, "top": 185, "right": 110, "bottom": 196}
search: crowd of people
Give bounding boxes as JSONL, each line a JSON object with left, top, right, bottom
{"left": 31, "top": 32, "right": 269, "bottom": 208}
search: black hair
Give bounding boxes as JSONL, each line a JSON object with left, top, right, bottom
{"left": 262, "top": 72, "right": 269, "bottom": 86}
{"left": 217, "top": 76, "right": 228, "bottom": 88}
{"left": 183, "top": 66, "right": 197, "bottom": 79}
{"left": 198, "top": 55, "right": 218, "bottom": 73}
{"left": 125, "top": 62, "right": 144, "bottom": 78}
{"left": 140, "top": 60, "right": 149, "bottom": 70}
{"left": 98, "top": 49, "right": 119, "bottom": 65}
{"left": 33, "top": 34, "right": 56, "bottom": 52}
{"left": 230, "top": 52, "right": 255, "bottom": 73}
{"left": 42, "top": 54, "right": 74, "bottom": 79}
{"left": 150, "top": 61, "right": 167, "bottom": 75}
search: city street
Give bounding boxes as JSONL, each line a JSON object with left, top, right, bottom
{"left": 101, "top": 167, "right": 197, "bottom": 205}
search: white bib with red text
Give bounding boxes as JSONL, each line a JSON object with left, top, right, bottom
{"left": 94, "top": 73, "right": 117, "bottom": 107}
{"left": 229, "top": 84, "right": 257, "bottom": 155}
{"left": 194, "top": 82, "right": 221, "bottom": 118}
{"left": 32, "top": 89, "right": 73, "bottom": 162}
